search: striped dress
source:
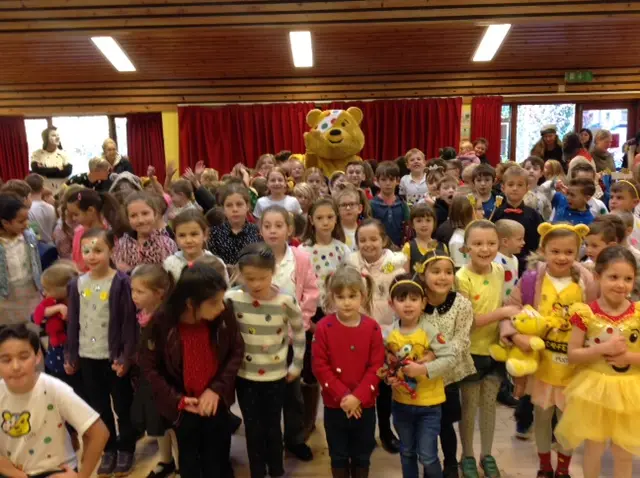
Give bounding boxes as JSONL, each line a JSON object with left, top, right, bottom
{"left": 224, "top": 286, "right": 305, "bottom": 381}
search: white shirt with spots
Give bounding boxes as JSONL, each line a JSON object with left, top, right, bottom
{"left": 494, "top": 252, "right": 519, "bottom": 303}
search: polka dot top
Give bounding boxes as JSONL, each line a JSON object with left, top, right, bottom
{"left": 300, "top": 240, "right": 351, "bottom": 308}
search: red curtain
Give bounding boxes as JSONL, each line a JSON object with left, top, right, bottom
{"left": 0, "top": 116, "right": 28, "bottom": 180}
{"left": 126, "top": 113, "right": 166, "bottom": 182}
{"left": 179, "top": 103, "right": 314, "bottom": 173}
{"left": 471, "top": 96, "right": 504, "bottom": 166}
{"left": 329, "top": 98, "right": 462, "bottom": 160}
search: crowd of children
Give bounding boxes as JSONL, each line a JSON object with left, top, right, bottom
{"left": 0, "top": 137, "right": 639, "bottom": 478}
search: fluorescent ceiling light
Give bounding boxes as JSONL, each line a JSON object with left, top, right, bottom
{"left": 91, "top": 36, "right": 136, "bottom": 72}
{"left": 289, "top": 31, "right": 313, "bottom": 68}
{"left": 473, "top": 24, "right": 511, "bottom": 62}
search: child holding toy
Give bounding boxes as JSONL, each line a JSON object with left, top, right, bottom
{"left": 502, "top": 223, "right": 597, "bottom": 478}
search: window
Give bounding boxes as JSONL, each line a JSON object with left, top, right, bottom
{"left": 114, "top": 117, "right": 128, "bottom": 157}
{"left": 515, "top": 104, "right": 576, "bottom": 163}
{"left": 500, "top": 105, "right": 512, "bottom": 162}
{"left": 51, "top": 116, "right": 110, "bottom": 175}
{"left": 25, "top": 119, "right": 49, "bottom": 163}
{"left": 582, "top": 108, "right": 629, "bottom": 168}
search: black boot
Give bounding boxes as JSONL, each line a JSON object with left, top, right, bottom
{"left": 301, "top": 383, "right": 320, "bottom": 440}
{"left": 379, "top": 430, "right": 400, "bottom": 454}
{"left": 331, "top": 467, "right": 350, "bottom": 478}
{"left": 351, "top": 466, "right": 370, "bottom": 478}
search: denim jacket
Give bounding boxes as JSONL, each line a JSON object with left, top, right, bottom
{"left": 0, "top": 230, "right": 42, "bottom": 298}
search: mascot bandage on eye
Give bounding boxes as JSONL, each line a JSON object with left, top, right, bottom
{"left": 538, "top": 222, "right": 590, "bottom": 243}
{"left": 414, "top": 243, "right": 453, "bottom": 274}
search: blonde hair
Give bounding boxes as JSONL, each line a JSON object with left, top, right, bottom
{"left": 459, "top": 140, "right": 474, "bottom": 153}
{"left": 255, "top": 154, "right": 276, "bottom": 173}
{"left": 544, "top": 160, "right": 566, "bottom": 182}
{"left": 88, "top": 157, "right": 111, "bottom": 173}
{"left": 41, "top": 260, "right": 79, "bottom": 293}
{"left": 495, "top": 219, "right": 524, "bottom": 239}
{"left": 461, "top": 164, "right": 478, "bottom": 184}
{"left": 594, "top": 129, "right": 613, "bottom": 143}
{"left": 293, "top": 182, "right": 317, "bottom": 203}
{"left": 502, "top": 164, "right": 528, "bottom": 182}
{"left": 449, "top": 195, "right": 476, "bottom": 229}
{"left": 324, "top": 265, "right": 374, "bottom": 314}
{"left": 201, "top": 168, "right": 219, "bottom": 187}
{"left": 404, "top": 148, "right": 425, "bottom": 162}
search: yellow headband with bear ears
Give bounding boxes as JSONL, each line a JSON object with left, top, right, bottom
{"left": 413, "top": 242, "right": 454, "bottom": 274}
{"left": 537, "top": 222, "right": 590, "bottom": 242}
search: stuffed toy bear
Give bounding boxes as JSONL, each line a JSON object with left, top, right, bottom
{"left": 304, "top": 107, "right": 365, "bottom": 177}
{"left": 377, "top": 342, "right": 421, "bottom": 399}
{"left": 489, "top": 305, "right": 563, "bottom": 377}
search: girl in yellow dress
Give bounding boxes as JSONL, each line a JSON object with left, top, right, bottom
{"left": 556, "top": 245, "right": 640, "bottom": 478}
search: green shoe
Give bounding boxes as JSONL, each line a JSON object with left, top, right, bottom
{"left": 480, "top": 455, "right": 501, "bottom": 478}
{"left": 460, "top": 457, "right": 480, "bottom": 478}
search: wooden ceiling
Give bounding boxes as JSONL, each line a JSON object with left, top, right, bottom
{"left": 0, "top": 0, "right": 639, "bottom": 114}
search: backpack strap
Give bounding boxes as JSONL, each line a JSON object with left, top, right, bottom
{"left": 520, "top": 270, "right": 538, "bottom": 306}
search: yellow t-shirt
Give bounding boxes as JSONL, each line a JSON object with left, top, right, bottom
{"left": 535, "top": 274, "right": 582, "bottom": 387}
{"left": 386, "top": 327, "right": 446, "bottom": 406}
{"left": 456, "top": 263, "right": 504, "bottom": 356}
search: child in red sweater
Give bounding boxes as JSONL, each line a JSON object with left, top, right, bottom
{"left": 312, "top": 265, "right": 385, "bottom": 478}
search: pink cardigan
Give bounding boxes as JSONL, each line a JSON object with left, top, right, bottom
{"left": 292, "top": 246, "right": 320, "bottom": 331}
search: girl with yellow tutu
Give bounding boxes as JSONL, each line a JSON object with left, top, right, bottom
{"left": 555, "top": 245, "right": 640, "bottom": 478}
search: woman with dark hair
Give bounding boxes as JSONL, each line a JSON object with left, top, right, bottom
{"left": 562, "top": 132, "right": 593, "bottom": 167}
{"left": 531, "top": 124, "right": 564, "bottom": 169}
{"left": 579, "top": 128, "right": 593, "bottom": 151}
{"left": 30, "top": 126, "right": 73, "bottom": 179}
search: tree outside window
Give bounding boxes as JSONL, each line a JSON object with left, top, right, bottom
{"left": 515, "top": 104, "right": 576, "bottom": 163}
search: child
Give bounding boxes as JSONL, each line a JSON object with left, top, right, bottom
{"left": 53, "top": 185, "right": 83, "bottom": 260}
{"left": 569, "top": 161, "right": 608, "bottom": 218}
{"left": 293, "top": 182, "right": 317, "bottom": 217}
{"left": 449, "top": 194, "right": 483, "bottom": 269}
{"left": 492, "top": 165, "right": 544, "bottom": 275}
{"left": 65, "top": 228, "right": 138, "bottom": 476}
{"left": 347, "top": 219, "right": 407, "bottom": 454}
{"left": 419, "top": 247, "right": 476, "bottom": 478}
{"left": 225, "top": 243, "right": 305, "bottom": 478}
{"left": 0, "top": 194, "right": 43, "bottom": 325}
{"left": 609, "top": 179, "right": 640, "bottom": 250}
{"left": 399, "top": 148, "right": 428, "bottom": 205}
{"left": 130, "top": 265, "right": 177, "bottom": 478}
{"left": 371, "top": 161, "right": 410, "bottom": 247}
{"left": 289, "top": 157, "right": 305, "bottom": 184}
{"left": 402, "top": 203, "right": 438, "bottom": 272}
{"left": 167, "top": 179, "right": 198, "bottom": 221}
{"left": 329, "top": 171, "right": 349, "bottom": 197}
{"left": 312, "top": 265, "right": 384, "bottom": 478}
{"left": 522, "top": 156, "right": 553, "bottom": 221}
{"left": 25, "top": 173, "right": 56, "bottom": 243}
{"left": 336, "top": 184, "right": 370, "bottom": 252}
{"left": 303, "top": 167, "right": 327, "bottom": 198}
{"left": 473, "top": 138, "right": 489, "bottom": 164}
{"left": 461, "top": 164, "right": 478, "bottom": 188}
{"left": 255, "top": 153, "right": 276, "bottom": 178}
{"left": 1, "top": 179, "right": 32, "bottom": 208}
{"left": 424, "top": 167, "right": 445, "bottom": 204}
{"left": 0, "top": 324, "right": 109, "bottom": 478}
{"left": 494, "top": 219, "right": 525, "bottom": 300}
{"left": 459, "top": 140, "right": 481, "bottom": 168}
{"left": 503, "top": 223, "right": 597, "bottom": 478}
{"left": 455, "top": 220, "right": 521, "bottom": 478}
{"left": 472, "top": 164, "right": 497, "bottom": 220}
{"left": 253, "top": 167, "right": 302, "bottom": 219}
{"left": 139, "top": 263, "right": 243, "bottom": 478}
{"left": 555, "top": 246, "right": 640, "bottom": 478}
{"left": 551, "top": 177, "right": 596, "bottom": 226}
{"left": 113, "top": 192, "right": 178, "bottom": 273}
{"left": 386, "top": 272, "right": 457, "bottom": 478}
{"left": 584, "top": 216, "right": 626, "bottom": 265}
{"left": 34, "top": 260, "right": 79, "bottom": 382}
{"left": 434, "top": 176, "right": 458, "bottom": 228}
{"left": 66, "top": 189, "right": 126, "bottom": 272}
{"left": 164, "top": 209, "right": 227, "bottom": 283}
{"left": 260, "top": 205, "right": 320, "bottom": 461}
{"left": 543, "top": 160, "right": 566, "bottom": 183}
{"left": 207, "top": 183, "right": 261, "bottom": 265}
{"left": 346, "top": 160, "right": 373, "bottom": 199}
{"left": 446, "top": 159, "right": 463, "bottom": 184}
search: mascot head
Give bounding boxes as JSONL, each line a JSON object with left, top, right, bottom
{"left": 304, "top": 107, "right": 365, "bottom": 160}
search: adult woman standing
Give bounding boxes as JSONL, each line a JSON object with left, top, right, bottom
{"left": 563, "top": 132, "right": 592, "bottom": 167}
{"left": 531, "top": 125, "right": 564, "bottom": 168}
{"left": 580, "top": 128, "right": 593, "bottom": 151}
{"left": 591, "top": 129, "right": 616, "bottom": 172}
{"left": 102, "top": 138, "right": 134, "bottom": 175}
{"left": 30, "top": 126, "right": 73, "bottom": 193}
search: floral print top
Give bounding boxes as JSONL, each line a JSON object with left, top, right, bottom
{"left": 112, "top": 230, "right": 177, "bottom": 272}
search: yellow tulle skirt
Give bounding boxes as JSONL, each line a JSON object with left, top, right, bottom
{"left": 555, "top": 368, "right": 640, "bottom": 455}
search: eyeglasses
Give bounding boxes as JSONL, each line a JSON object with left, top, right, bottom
{"left": 339, "top": 202, "right": 359, "bottom": 209}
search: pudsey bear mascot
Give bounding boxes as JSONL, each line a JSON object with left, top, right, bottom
{"left": 304, "top": 107, "right": 365, "bottom": 177}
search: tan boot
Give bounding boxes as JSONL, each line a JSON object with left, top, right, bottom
{"left": 301, "top": 382, "right": 320, "bottom": 440}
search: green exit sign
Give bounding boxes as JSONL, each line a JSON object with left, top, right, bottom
{"left": 565, "top": 71, "right": 594, "bottom": 83}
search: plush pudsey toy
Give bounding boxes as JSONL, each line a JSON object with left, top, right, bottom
{"left": 377, "top": 343, "right": 421, "bottom": 399}
{"left": 304, "top": 107, "right": 365, "bottom": 177}
{"left": 489, "top": 305, "right": 562, "bottom": 377}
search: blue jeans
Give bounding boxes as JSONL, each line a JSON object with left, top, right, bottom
{"left": 392, "top": 401, "right": 443, "bottom": 478}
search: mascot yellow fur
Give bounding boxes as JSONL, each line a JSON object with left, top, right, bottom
{"left": 304, "top": 107, "right": 365, "bottom": 176}
{"left": 489, "top": 305, "right": 563, "bottom": 377}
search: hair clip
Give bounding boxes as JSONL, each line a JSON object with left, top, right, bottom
{"left": 259, "top": 248, "right": 274, "bottom": 259}
{"left": 428, "top": 165, "right": 442, "bottom": 171}
{"left": 77, "top": 192, "right": 82, "bottom": 201}
{"left": 466, "top": 193, "right": 477, "bottom": 207}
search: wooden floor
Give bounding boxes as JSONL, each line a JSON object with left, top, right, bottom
{"left": 120, "top": 403, "right": 634, "bottom": 478}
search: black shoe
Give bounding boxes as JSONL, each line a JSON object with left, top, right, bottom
{"left": 147, "top": 461, "right": 176, "bottom": 478}
{"left": 443, "top": 463, "right": 459, "bottom": 478}
{"left": 497, "top": 391, "right": 519, "bottom": 408}
{"left": 379, "top": 432, "right": 400, "bottom": 454}
{"left": 228, "top": 412, "right": 242, "bottom": 435}
{"left": 536, "top": 471, "right": 554, "bottom": 478}
{"left": 286, "top": 442, "right": 313, "bottom": 461}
